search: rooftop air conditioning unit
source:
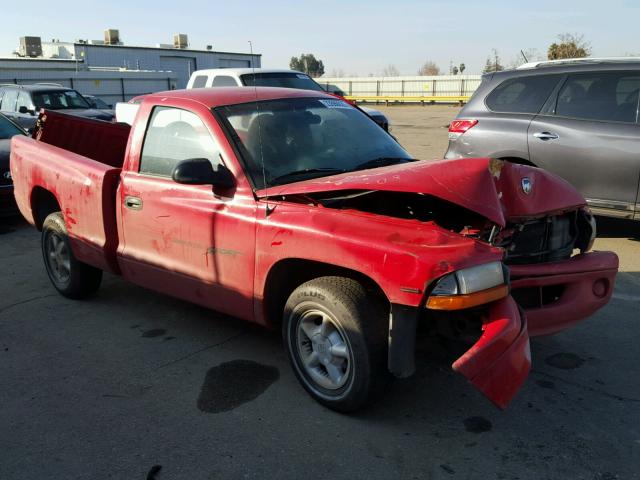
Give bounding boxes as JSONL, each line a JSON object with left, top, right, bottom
{"left": 173, "top": 34, "right": 188, "bottom": 49}
{"left": 104, "top": 29, "right": 120, "bottom": 45}
{"left": 19, "top": 36, "right": 42, "bottom": 57}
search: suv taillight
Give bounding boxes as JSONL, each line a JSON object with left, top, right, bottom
{"left": 448, "top": 119, "right": 478, "bottom": 140}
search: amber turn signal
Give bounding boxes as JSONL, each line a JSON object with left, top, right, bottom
{"left": 426, "top": 284, "right": 509, "bottom": 310}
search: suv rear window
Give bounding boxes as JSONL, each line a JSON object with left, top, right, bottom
{"left": 240, "top": 72, "right": 324, "bottom": 92}
{"left": 486, "top": 75, "right": 560, "bottom": 114}
{"left": 555, "top": 71, "right": 640, "bottom": 123}
{"left": 212, "top": 75, "right": 238, "bottom": 87}
{"left": 191, "top": 75, "right": 208, "bottom": 88}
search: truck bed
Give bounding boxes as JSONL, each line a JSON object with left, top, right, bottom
{"left": 11, "top": 112, "right": 127, "bottom": 273}
{"left": 33, "top": 110, "right": 131, "bottom": 168}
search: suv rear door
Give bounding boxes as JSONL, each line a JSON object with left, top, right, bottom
{"left": 528, "top": 71, "right": 640, "bottom": 219}
{"left": 446, "top": 74, "right": 562, "bottom": 160}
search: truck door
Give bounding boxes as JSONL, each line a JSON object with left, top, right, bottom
{"left": 528, "top": 71, "right": 640, "bottom": 219}
{"left": 118, "top": 105, "right": 257, "bottom": 321}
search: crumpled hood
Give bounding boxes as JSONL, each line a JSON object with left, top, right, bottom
{"left": 256, "top": 158, "right": 586, "bottom": 226}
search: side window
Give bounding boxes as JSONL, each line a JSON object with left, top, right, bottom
{"left": 140, "top": 107, "right": 222, "bottom": 177}
{"left": 486, "top": 75, "right": 560, "bottom": 114}
{"left": 555, "top": 72, "right": 640, "bottom": 123}
{"left": 191, "top": 75, "right": 208, "bottom": 88}
{"left": 212, "top": 75, "right": 238, "bottom": 87}
{"left": 1, "top": 89, "right": 19, "bottom": 112}
{"left": 16, "top": 92, "right": 34, "bottom": 112}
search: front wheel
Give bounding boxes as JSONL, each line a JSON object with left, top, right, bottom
{"left": 42, "top": 212, "right": 102, "bottom": 299}
{"left": 283, "top": 276, "right": 389, "bottom": 412}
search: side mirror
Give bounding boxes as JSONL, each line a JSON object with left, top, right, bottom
{"left": 172, "top": 158, "right": 235, "bottom": 190}
{"left": 19, "top": 106, "right": 35, "bottom": 115}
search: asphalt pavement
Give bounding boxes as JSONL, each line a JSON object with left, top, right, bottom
{"left": 1, "top": 106, "right": 639, "bottom": 480}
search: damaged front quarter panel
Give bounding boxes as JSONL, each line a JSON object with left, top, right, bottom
{"left": 255, "top": 157, "right": 613, "bottom": 409}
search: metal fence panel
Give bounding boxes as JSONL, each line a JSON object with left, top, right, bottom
{"left": 318, "top": 75, "right": 482, "bottom": 103}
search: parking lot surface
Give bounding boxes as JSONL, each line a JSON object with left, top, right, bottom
{"left": 1, "top": 106, "right": 639, "bottom": 480}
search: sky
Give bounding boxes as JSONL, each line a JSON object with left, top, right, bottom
{"left": 0, "top": 0, "right": 637, "bottom": 76}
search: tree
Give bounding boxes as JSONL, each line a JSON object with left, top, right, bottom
{"left": 483, "top": 49, "right": 504, "bottom": 73}
{"left": 547, "top": 33, "right": 591, "bottom": 60}
{"left": 418, "top": 60, "right": 440, "bottom": 76}
{"left": 290, "top": 54, "right": 325, "bottom": 77}
{"left": 452, "top": 66, "right": 459, "bottom": 75}
{"left": 382, "top": 64, "right": 400, "bottom": 76}
{"left": 458, "top": 63, "right": 466, "bottom": 74}
{"left": 508, "top": 48, "right": 543, "bottom": 68}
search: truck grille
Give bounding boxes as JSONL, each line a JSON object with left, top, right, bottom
{"left": 493, "top": 212, "right": 579, "bottom": 265}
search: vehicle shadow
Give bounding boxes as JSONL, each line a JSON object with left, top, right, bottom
{"left": 595, "top": 216, "right": 639, "bottom": 241}
{"left": 0, "top": 214, "right": 28, "bottom": 234}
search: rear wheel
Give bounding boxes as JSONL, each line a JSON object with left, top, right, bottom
{"left": 283, "top": 276, "right": 389, "bottom": 412}
{"left": 42, "top": 212, "right": 102, "bottom": 299}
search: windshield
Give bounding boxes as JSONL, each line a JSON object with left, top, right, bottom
{"left": 0, "top": 114, "right": 24, "bottom": 139}
{"left": 240, "top": 72, "right": 325, "bottom": 92}
{"left": 32, "top": 90, "right": 91, "bottom": 110}
{"left": 88, "top": 97, "right": 110, "bottom": 109}
{"left": 216, "top": 97, "right": 412, "bottom": 188}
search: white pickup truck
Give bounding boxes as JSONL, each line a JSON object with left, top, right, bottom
{"left": 186, "top": 68, "right": 390, "bottom": 131}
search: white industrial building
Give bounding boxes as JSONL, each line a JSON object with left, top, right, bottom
{"left": 0, "top": 30, "right": 261, "bottom": 103}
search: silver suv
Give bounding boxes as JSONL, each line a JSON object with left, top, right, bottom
{"left": 445, "top": 58, "right": 640, "bottom": 220}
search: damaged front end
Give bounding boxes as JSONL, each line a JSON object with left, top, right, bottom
{"left": 498, "top": 208, "right": 617, "bottom": 336}
{"left": 257, "top": 158, "right": 618, "bottom": 408}
{"left": 389, "top": 261, "right": 531, "bottom": 409}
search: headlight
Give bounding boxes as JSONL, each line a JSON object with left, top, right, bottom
{"left": 576, "top": 207, "right": 597, "bottom": 253}
{"left": 427, "top": 261, "right": 508, "bottom": 310}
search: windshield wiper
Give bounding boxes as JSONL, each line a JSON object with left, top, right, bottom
{"left": 352, "top": 157, "right": 414, "bottom": 171}
{"left": 269, "top": 167, "right": 346, "bottom": 185}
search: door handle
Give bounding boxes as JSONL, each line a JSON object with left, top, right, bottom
{"left": 124, "top": 196, "right": 143, "bottom": 211}
{"left": 533, "top": 131, "right": 559, "bottom": 141}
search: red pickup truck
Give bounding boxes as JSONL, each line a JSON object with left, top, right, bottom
{"left": 11, "top": 87, "right": 618, "bottom": 412}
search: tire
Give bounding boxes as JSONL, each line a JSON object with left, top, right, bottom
{"left": 283, "top": 276, "right": 389, "bottom": 412}
{"left": 41, "top": 212, "right": 102, "bottom": 299}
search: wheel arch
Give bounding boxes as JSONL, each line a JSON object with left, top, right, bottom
{"left": 30, "top": 187, "right": 61, "bottom": 231}
{"left": 262, "top": 258, "right": 390, "bottom": 328}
